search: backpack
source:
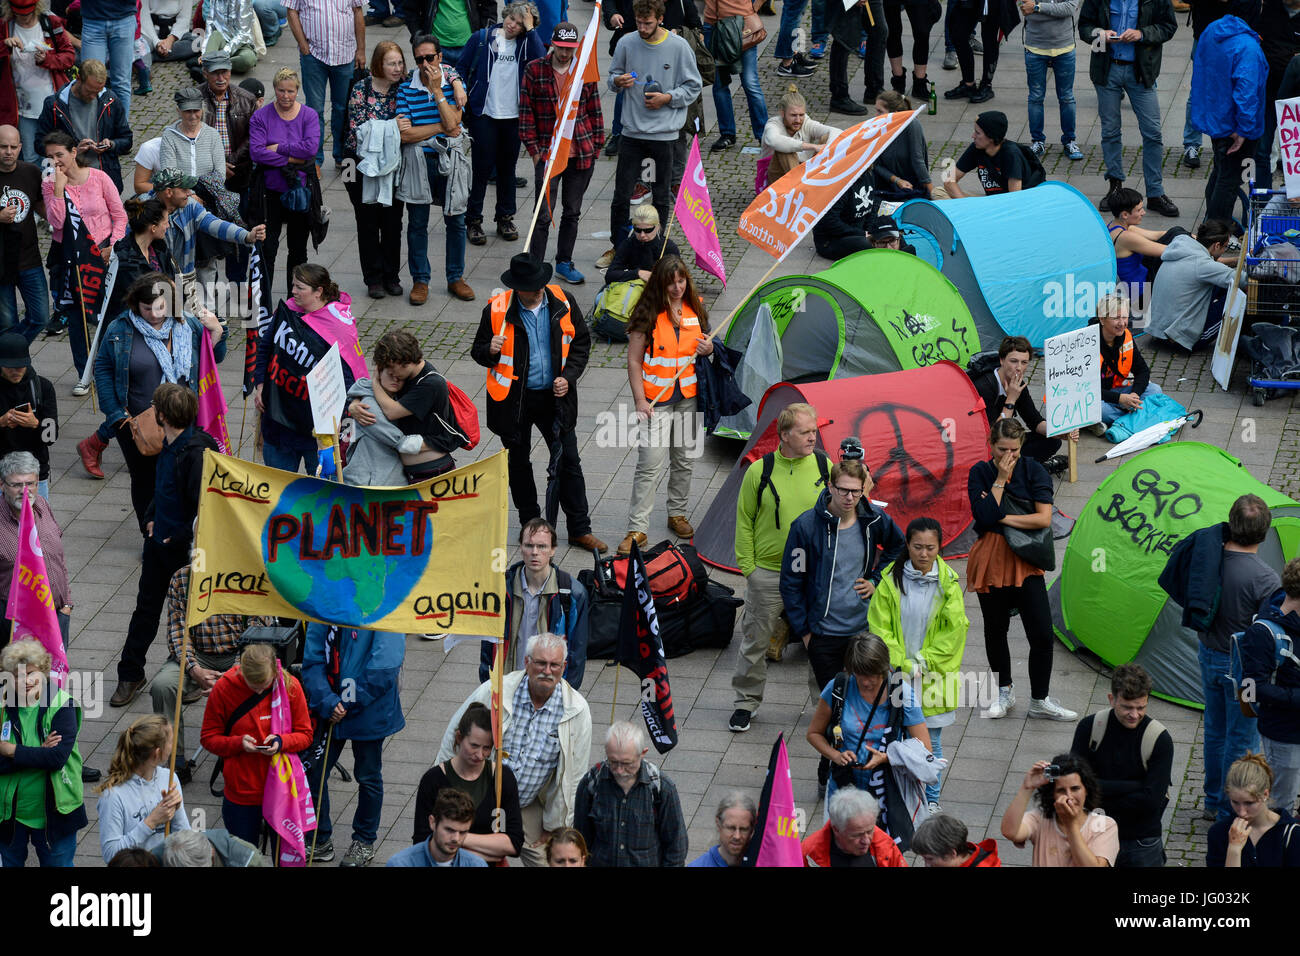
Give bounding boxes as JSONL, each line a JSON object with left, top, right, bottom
{"left": 1014, "top": 141, "right": 1048, "bottom": 189}
{"left": 1229, "top": 616, "right": 1299, "bottom": 718}
{"left": 966, "top": 351, "right": 1001, "bottom": 378}
{"left": 1086, "top": 709, "right": 1171, "bottom": 800}
{"left": 601, "top": 540, "right": 707, "bottom": 606}
{"left": 755, "top": 450, "right": 830, "bottom": 530}
{"left": 590, "top": 279, "right": 645, "bottom": 343}
{"left": 414, "top": 366, "right": 481, "bottom": 451}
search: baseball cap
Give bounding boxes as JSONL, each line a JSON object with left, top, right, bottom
{"left": 868, "top": 216, "right": 901, "bottom": 240}
{"left": 551, "top": 21, "right": 579, "bottom": 46}
{"left": 154, "top": 167, "right": 199, "bottom": 190}
{"left": 240, "top": 77, "right": 265, "bottom": 99}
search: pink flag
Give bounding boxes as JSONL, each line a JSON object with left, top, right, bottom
{"left": 5, "top": 488, "right": 69, "bottom": 685}
{"left": 262, "top": 663, "right": 316, "bottom": 866}
{"left": 754, "top": 735, "right": 803, "bottom": 867}
{"left": 197, "top": 328, "right": 231, "bottom": 454}
{"left": 674, "top": 135, "right": 727, "bottom": 287}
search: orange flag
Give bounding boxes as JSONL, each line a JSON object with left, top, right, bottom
{"left": 737, "top": 109, "right": 922, "bottom": 262}
{"left": 544, "top": 2, "right": 602, "bottom": 208}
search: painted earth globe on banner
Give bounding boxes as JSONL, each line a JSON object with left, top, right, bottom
{"left": 261, "top": 480, "right": 433, "bottom": 625}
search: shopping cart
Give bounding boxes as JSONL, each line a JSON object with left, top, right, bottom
{"left": 1242, "top": 187, "right": 1300, "bottom": 404}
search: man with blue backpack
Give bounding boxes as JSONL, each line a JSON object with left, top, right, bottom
{"left": 1160, "top": 493, "right": 1279, "bottom": 822}
{"left": 1238, "top": 556, "right": 1300, "bottom": 814}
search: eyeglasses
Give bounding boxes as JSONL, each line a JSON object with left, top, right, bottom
{"left": 633, "top": 226, "right": 656, "bottom": 235}
{"left": 606, "top": 758, "right": 640, "bottom": 770}
{"left": 413, "top": 54, "right": 439, "bottom": 64}
{"left": 529, "top": 659, "right": 565, "bottom": 671}
{"left": 3, "top": 479, "right": 37, "bottom": 489}
{"left": 831, "top": 486, "right": 864, "bottom": 497}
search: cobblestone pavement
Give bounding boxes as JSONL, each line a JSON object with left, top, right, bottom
{"left": 27, "top": 3, "right": 1294, "bottom": 867}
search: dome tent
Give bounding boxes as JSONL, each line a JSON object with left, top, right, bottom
{"left": 716, "top": 249, "right": 981, "bottom": 439}
{"left": 895, "top": 182, "right": 1118, "bottom": 350}
{"left": 1049, "top": 442, "right": 1300, "bottom": 708}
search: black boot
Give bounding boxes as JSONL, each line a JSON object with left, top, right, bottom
{"left": 891, "top": 71, "right": 906, "bottom": 93}
{"left": 911, "top": 71, "right": 930, "bottom": 101}
{"left": 1099, "top": 176, "right": 1124, "bottom": 214}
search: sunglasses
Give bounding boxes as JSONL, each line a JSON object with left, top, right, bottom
{"left": 413, "top": 54, "right": 439, "bottom": 64}
{"left": 633, "top": 226, "right": 656, "bottom": 235}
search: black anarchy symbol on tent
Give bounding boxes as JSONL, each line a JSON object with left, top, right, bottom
{"left": 853, "top": 404, "right": 954, "bottom": 508}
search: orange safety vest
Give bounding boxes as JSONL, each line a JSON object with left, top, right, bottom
{"left": 1104, "top": 328, "right": 1134, "bottom": 389}
{"left": 485, "top": 285, "right": 573, "bottom": 402}
{"left": 641, "top": 306, "right": 702, "bottom": 404}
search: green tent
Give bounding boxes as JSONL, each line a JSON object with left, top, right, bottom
{"left": 718, "top": 249, "right": 980, "bottom": 438}
{"left": 1049, "top": 442, "right": 1300, "bottom": 708}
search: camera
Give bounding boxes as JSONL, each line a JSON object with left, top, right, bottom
{"left": 1042, "top": 763, "right": 1062, "bottom": 781}
{"left": 839, "top": 436, "right": 864, "bottom": 461}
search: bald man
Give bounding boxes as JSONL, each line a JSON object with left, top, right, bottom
{"left": 0, "top": 125, "right": 49, "bottom": 340}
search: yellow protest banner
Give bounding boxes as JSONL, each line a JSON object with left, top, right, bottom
{"left": 188, "top": 450, "right": 508, "bottom": 636}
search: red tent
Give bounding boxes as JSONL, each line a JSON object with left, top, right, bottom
{"left": 696, "top": 362, "right": 989, "bottom": 572}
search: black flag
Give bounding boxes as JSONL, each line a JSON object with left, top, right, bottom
{"left": 241, "top": 241, "right": 274, "bottom": 397}
{"left": 615, "top": 539, "right": 678, "bottom": 754}
{"left": 51, "top": 195, "right": 110, "bottom": 319}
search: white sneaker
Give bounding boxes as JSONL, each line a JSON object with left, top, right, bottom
{"left": 71, "top": 382, "right": 90, "bottom": 397}
{"left": 927, "top": 801, "right": 943, "bottom": 816}
{"left": 985, "top": 685, "right": 1015, "bottom": 718}
{"left": 1028, "top": 696, "right": 1078, "bottom": 721}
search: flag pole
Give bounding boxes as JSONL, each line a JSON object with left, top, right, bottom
{"left": 523, "top": 67, "right": 579, "bottom": 249}
{"left": 645, "top": 256, "right": 781, "bottom": 412}
{"left": 307, "top": 725, "right": 333, "bottom": 864}
{"left": 73, "top": 267, "right": 97, "bottom": 416}
{"left": 237, "top": 398, "right": 250, "bottom": 458}
{"left": 167, "top": 577, "right": 196, "bottom": 837}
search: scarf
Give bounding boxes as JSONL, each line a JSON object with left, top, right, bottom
{"left": 899, "top": 561, "right": 940, "bottom": 662}
{"left": 128, "top": 312, "right": 193, "bottom": 386}
{"left": 261, "top": 662, "right": 316, "bottom": 867}
{"left": 289, "top": 293, "right": 370, "bottom": 383}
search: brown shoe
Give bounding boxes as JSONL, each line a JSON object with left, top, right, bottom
{"left": 596, "top": 247, "right": 616, "bottom": 269}
{"left": 617, "top": 531, "right": 648, "bottom": 555}
{"left": 182, "top": 684, "right": 204, "bottom": 705}
{"left": 448, "top": 280, "right": 475, "bottom": 301}
{"left": 569, "top": 533, "right": 608, "bottom": 553}
{"left": 496, "top": 217, "right": 519, "bottom": 241}
{"left": 408, "top": 281, "right": 429, "bottom": 305}
{"left": 667, "top": 515, "right": 695, "bottom": 538}
{"left": 110, "top": 678, "right": 147, "bottom": 708}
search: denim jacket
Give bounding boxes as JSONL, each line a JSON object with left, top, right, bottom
{"left": 93, "top": 311, "right": 227, "bottom": 428}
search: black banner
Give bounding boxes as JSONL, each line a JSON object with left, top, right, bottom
{"left": 262, "top": 301, "right": 332, "bottom": 436}
{"left": 242, "top": 241, "right": 274, "bottom": 397}
{"left": 616, "top": 539, "right": 678, "bottom": 754}
{"left": 52, "top": 195, "right": 110, "bottom": 319}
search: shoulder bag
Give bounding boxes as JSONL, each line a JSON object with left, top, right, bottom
{"left": 1000, "top": 492, "right": 1056, "bottom": 571}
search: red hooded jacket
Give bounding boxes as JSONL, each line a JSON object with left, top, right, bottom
{"left": 962, "top": 839, "right": 1002, "bottom": 867}
{"left": 802, "top": 821, "right": 909, "bottom": 867}
{"left": 0, "top": 13, "right": 75, "bottom": 128}
{"left": 199, "top": 664, "right": 313, "bottom": 806}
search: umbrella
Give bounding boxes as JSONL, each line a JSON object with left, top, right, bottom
{"left": 1093, "top": 410, "right": 1204, "bottom": 463}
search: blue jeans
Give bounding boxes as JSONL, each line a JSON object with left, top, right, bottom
{"left": 927, "top": 725, "right": 944, "bottom": 805}
{"left": 262, "top": 441, "right": 315, "bottom": 474}
{"left": 1199, "top": 643, "right": 1259, "bottom": 819}
{"left": 612, "top": 88, "right": 624, "bottom": 138}
{"left": 1096, "top": 61, "right": 1164, "bottom": 196}
{"left": 0, "top": 267, "right": 50, "bottom": 341}
{"left": 774, "top": 0, "right": 810, "bottom": 59}
{"left": 300, "top": 53, "right": 354, "bottom": 165}
{"left": 0, "top": 823, "right": 77, "bottom": 867}
{"left": 80, "top": 15, "right": 136, "bottom": 120}
{"left": 305, "top": 736, "right": 385, "bottom": 845}
{"left": 1101, "top": 381, "right": 1163, "bottom": 425}
{"left": 1024, "top": 50, "right": 1076, "bottom": 144}
{"left": 704, "top": 25, "right": 769, "bottom": 140}
{"left": 1182, "top": 37, "right": 1200, "bottom": 151}
{"left": 254, "top": 0, "right": 286, "bottom": 44}
{"left": 222, "top": 798, "right": 265, "bottom": 848}
{"left": 405, "top": 150, "right": 466, "bottom": 285}
{"left": 17, "top": 116, "right": 38, "bottom": 164}
{"left": 812, "top": 0, "right": 827, "bottom": 44}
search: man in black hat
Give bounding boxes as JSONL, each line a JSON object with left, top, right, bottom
{"left": 867, "top": 216, "right": 916, "bottom": 255}
{"left": 0, "top": 333, "right": 56, "bottom": 497}
{"left": 471, "top": 253, "right": 606, "bottom": 553}
{"left": 945, "top": 111, "right": 1046, "bottom": 198}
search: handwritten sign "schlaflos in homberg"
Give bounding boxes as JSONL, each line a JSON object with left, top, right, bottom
{"left": 1044, "top": 324, "right": 1102, "bottom": 437}
{"left": 186, "top": 450, "right": 508, "bottom": 636}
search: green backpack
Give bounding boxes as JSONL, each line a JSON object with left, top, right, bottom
{"left": 591, "top": 278, "right": 646, "bottom": 343}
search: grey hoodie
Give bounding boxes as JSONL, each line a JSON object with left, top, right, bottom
{"left": 158, "top": 121, "right": 226, "bottom": 180}
{"left": 1148, "top": 234, "right": 1234, "bottom": 350}
{"left": 343, "top": 378, "right": 409, "bottom": 487}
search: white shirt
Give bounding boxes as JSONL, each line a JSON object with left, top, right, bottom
{"left": 483, "top": 31, "right": 520, "bottom": 120}
{"left": 135, "top": 137, "right": 163, "bottom": 171}
{"left": 10, "top": 22, "right": 54, "bottom": 119}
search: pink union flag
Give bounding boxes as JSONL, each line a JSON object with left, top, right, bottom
{"left": 751, "top": 735, "right": 803, "bottom": 867}
{"left": 5, "top": 488, "right": 69, "bottom": 685}
{"left": 674, "top": 135, "right": 727, "bottom": 287}
{"left": 197, "top": 328, "right": 231, "bottom": 453}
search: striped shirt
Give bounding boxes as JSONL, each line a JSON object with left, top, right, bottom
{"left": 155, "top": 194, "right": 250, "bottom": 275}
{"left": 396, "top": 66, "right": 462, "bottom": 153}
{"left": 283, "top": 0, "right": 364, "bottom": 67}
{"left": 503, "top": 676, "right": 563, "bottom": 808}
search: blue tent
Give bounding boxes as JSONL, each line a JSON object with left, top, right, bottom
{"left": 896, "top": 182, "right": 1117, "bottom": 350}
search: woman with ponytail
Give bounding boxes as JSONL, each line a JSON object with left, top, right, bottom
{"left": 96, "top": 714, "right": 189, "bottom": 863}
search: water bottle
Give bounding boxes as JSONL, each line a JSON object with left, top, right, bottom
{"left": 928, "top": 80, "right": 937, "bottom": 116}
{"left": 644, "top": 78, "right": 663, "bottom": 98}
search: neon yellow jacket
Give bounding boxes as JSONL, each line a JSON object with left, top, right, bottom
{"left": 734, "top": 448, "right": 829, "bottom": 576}
{"left": 869, "top": 557, "right": 969, "bottom": 717}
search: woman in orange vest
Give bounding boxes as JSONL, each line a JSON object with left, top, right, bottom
{"left": 1089, "top": 292, "right": 1163, "bottom": 432}
{"left": 619, "top": 256, "right": 712, "bottom": 556}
